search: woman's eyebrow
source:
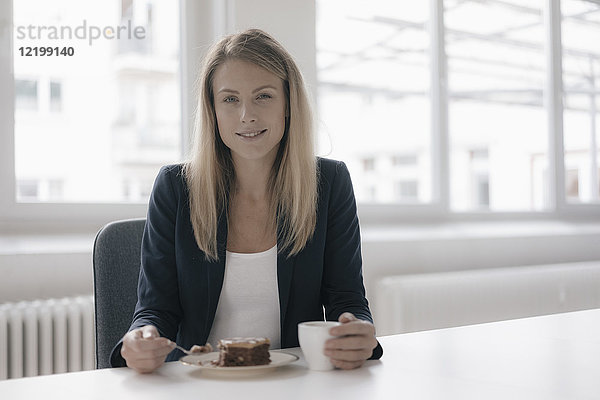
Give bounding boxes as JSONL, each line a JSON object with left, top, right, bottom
{"left": 252, "top": 85, "right": 277, "bottom": 93}
{"left": 216, "top": 85, "right": 277, "bottom": 95}
{"left": 217, "top": 88, "right": 239, "bottom": 94}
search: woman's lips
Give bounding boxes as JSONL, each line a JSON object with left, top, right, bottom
{"left": 236, "top": 129, "right": 267, "bottom": 138}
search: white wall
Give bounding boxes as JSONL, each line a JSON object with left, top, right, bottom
{"left": 360, "top": 222, "right": 600, "bottom": 327}
{"left": 3, "top": 223, "right": 600, "bottom": 321}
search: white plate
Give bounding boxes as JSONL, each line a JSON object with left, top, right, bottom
{"left": 180, "top": 351, "right": 299, "bottom": 376}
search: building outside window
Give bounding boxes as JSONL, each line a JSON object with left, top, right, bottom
{"left": 12, "top": 0, "right": 181, "bottom": 204}
{"left": 317, "top": 0, "right": 600, "bottom": 212}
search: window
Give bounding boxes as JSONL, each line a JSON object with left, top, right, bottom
{"left": 15, "top": 79, "right": 37, "bottom": 110}
{"left": 316, "top": 0, "right": 432, "bottom": 204}
{"left": 362, "top": 157, "right": 376, "bottom": 172}
{"left": 2, "top": 0, "right": 599, "bottom": 229}
{"left": 396, "top": 180, "right": 419, "bottom": 201}
{"left": 47, "top": 179, "right": 64, "bottom": 200}
{"left": 16, "top": 180, "right": 38, "bottom": 200}
{"left": 317, "top": 0, "right": 600, "bottom": 215}
{"left": 469, "top": 148, "right": 490, "bottom": 210}
{"left": 393, "top": 154, "right": 418, "bottom": 166}
{"left": 447, "top": 0, "right": 547, "bottom": 212}
{"left": 49, "top": 81, "right": 61, "bottom": 112}
{"left": 562, "top": 0, "right": 600, "bottom": 204}
{"left": 12, "top": 0, "right": 181, "bottom": 203}
{"left": 475, "top": 174, "right": 490, "bottom": 209}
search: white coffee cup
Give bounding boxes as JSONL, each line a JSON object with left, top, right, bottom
{"left": 298, "top": 321, "right": 341, "bottom": 371}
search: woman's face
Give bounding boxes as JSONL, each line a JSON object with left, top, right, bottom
{"left": 213, "top": 59, "right": 287, "bottom": 166}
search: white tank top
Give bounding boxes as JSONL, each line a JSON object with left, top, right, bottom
{"left": 206, "top": 244, "right": 281, "bottom": 349}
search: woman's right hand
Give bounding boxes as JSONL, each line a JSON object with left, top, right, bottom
{"left": 121, "top": 325, "right": 175, "bottom": 373}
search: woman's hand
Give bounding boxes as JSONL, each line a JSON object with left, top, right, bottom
{"left": 324, "top": 312, "right": 378, "bottom": 370}
{"left": 121, "top": 325, "right": 175, "bottom": 373}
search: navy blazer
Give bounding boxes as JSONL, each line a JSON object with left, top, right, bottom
{"left": 110, "top": 157, "right": 383, "bottom": 366}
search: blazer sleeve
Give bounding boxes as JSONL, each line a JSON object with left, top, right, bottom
{"left": 109, "top": 165, "right": 183, "bottom": 367}
{"left": 321, "top": 161, "right": 383, "bottom": 360}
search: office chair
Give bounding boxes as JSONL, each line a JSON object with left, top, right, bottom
{"left": 92, "top": 218, "right": 146, "bottom": 369}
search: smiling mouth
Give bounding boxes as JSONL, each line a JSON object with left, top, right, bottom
{"left": 236, "top": 129, "right": 267, "bottom": 138}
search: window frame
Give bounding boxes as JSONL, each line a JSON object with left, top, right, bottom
{"left": 0, "top": 0, "right": 222, "bottom": 232}
{"left": 349, "top": 0, "right": 600, "bottom": 222}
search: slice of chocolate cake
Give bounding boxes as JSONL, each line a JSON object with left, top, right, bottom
{"left": 216, "top": 337, "right": 271, "bottom": 367}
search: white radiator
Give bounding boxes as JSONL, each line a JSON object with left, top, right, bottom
{"left": 375, "top": 261, "right": 600, "bottom": 336}
{"left": 0, "top": 295, "right": 95, "bottom": 380}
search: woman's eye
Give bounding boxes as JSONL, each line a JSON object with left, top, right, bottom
{"left": 257, "top": 93, "right": 272, "bottom": 100}
{"left": 223, "top": 96, "right": 237, "bottom": 103}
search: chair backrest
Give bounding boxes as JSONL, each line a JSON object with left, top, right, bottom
{"left": 93, "top": 218, "right": 146, "bottom": 369}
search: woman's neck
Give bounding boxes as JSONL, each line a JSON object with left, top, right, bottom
{"left": 227, "top": 156, "right": 278, "bottom": 253}
{"left": 232, "top": 157, "right": 272, "bottom": 200}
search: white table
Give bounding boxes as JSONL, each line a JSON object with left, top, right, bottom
{"left": 2, "top": 309, "right": 600, "bottom": 399}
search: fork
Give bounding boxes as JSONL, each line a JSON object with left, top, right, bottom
{"left": 173, "top": 344, "right": 194, "bottom": 355}
{"left": 173, "top": 343, "right": 213, "bottom": 355}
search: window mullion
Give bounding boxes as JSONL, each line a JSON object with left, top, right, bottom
{"left": 588, "top": 59, "right": 599, "bottom": 201}
{"left": 430, "top": 0, "right": 449, "bottom": 212}
{"left": 0, "top": 0, "right": 15, "bottom": 217}
{"left": 545, "top": 0, "right": 565, "bottom": 211}
{"left": 180, "top": 0, "right": 215, "bottom": 159}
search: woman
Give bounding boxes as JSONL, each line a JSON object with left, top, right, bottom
{"left": 113, "top": 29, "right": 383, "bottom": 373}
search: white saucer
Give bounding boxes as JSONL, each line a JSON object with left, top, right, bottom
{"left": 180, "top": 351, "right": 299, "bottom": 376}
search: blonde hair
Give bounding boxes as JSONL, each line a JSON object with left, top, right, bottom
{"left": 183, "top": 29, "right": 317, "bottom": 261}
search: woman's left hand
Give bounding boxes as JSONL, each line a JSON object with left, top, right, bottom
{"left": 324, "top": 312, "right": 378, "bottom": 370}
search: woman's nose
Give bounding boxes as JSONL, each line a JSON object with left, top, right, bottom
{"left": 240, "top": 103, "right": 257, "bottom": 123}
